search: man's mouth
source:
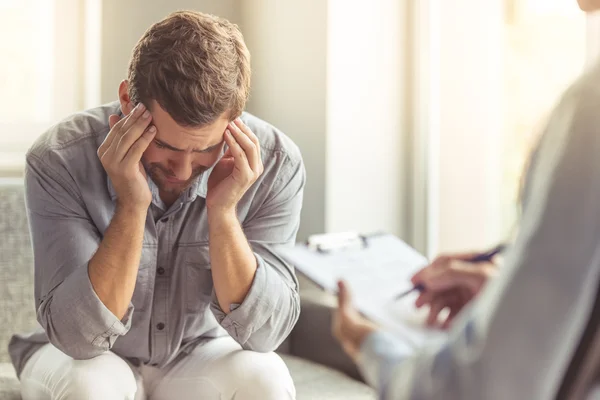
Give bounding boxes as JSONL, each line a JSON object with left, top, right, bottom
{"left": 164, "top": 174, "right": 187, "bottom": 184}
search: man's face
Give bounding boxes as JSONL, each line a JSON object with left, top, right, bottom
{"left": 578, "top": 0, "right": 600, "bottom": 11}
{"left": 141, "top": 100, "right": 229, "bottom": 198}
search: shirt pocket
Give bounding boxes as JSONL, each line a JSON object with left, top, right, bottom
{"left": 183, "top": 245, "right": 213, "bottom": 313}
{"left": 131, "top": 246, "right": 156, "bottom": 312}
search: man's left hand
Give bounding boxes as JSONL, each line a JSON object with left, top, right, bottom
{"left": 207, "top": 118, "right": 264, "bottom": 213}
{"left": 332, "top": 281, "right": 379, "bottom": 362}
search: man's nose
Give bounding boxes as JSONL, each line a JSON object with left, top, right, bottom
{"left": 168, "top": 154, "right": 193, "bottom": 180}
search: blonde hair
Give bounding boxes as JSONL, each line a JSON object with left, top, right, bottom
{"left": 127, "top": 10, "right": 251, "bottom": 126}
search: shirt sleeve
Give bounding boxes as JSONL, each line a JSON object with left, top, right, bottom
{"left": 210, "top": 153, "right": 305, "bottom": 352}
{"left": 25, "top": 153, "right": 133, "bottom": 360}
{"left": 357, "top": 73, "right": 600, "bottom": 399}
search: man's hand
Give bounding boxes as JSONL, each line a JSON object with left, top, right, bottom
{"left": 332, "top": 281, "right": 379, "bottom": 362}
{"left": 411, "top": 252, "right": 498, "bottom": 329}
{"left": 206, "top": 118, "right": 263, "bottom": 312}
{"left": 206, "top": 118, "right": 264, "bottom": 213}
{"left": 97, "top": 102, "right": 156, "bottom": 211}
{"left": 89, "top": 102, "right": 156, "bottom": 319}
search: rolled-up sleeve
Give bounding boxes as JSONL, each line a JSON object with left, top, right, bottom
{"left": 210, "top": 153, "right": 305, "bottom": 352}
{"left": 25, "top": 154, "right": 133, "bottom": 360}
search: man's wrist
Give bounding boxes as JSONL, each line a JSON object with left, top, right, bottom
{"left": 115, "top": 201, "right": 148, "bottom": 220}
{"left": 207, "top": 207, "right": 239, "bottom": 234}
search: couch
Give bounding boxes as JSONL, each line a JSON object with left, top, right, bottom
{"left": 0, "top": 178, "right": 375, "bottom": 400}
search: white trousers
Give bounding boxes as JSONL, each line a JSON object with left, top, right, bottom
{"left": 20, "top": 336, "right": 296, "bottom": 400}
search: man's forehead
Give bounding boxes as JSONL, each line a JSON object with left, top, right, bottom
{"left": 148, "top": 100, "right": 230, "bottom": 130}
{"left": 153, "top": 127, "right": 224, "bottom": 152}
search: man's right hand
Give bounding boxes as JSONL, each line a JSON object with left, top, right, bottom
{"left": 97, "top": 102, "right": 156, "bottom": 211}
{"left": 410, "top": 252, "right": 498, "bottom": 329}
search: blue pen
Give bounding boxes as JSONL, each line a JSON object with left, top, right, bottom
{"left": 395, "top": 243, "right": 506, "bottom": 300}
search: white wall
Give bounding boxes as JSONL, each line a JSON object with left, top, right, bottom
{"left": 436, "top": 0, "right": 504, "bottom": 252}
{"left": 239, "top": 0, "right": 328, "bottom": 241}
{"left": 326, "top": 0, "right": 409, "bottom": 238}
{"left": 100, "top": 0, "right": 240, "bottom": 103}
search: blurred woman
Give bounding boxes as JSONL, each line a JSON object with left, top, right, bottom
{"left": 333, "top": 1, "right": 600, "bottom": 398}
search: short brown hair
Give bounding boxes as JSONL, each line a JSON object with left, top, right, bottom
{"left": 127, "top": 10, "right": 251, "bottom": 126}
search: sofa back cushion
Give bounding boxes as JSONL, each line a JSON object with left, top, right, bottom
{"left": 0, "top": 179, "right": 37, "bottom": 362}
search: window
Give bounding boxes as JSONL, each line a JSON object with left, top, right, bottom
{"left": 0, "top": 0, "right": 100, "bottom": 172}
{"left": 501, "top": 0, "right": 587, "bottom": 234}
{"left": 428, "top": 0, "right": 595, "bottom": 254}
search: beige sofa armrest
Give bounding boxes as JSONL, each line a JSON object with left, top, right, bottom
{"left": 288, "top": 278, "right": 363, "bottom": 381}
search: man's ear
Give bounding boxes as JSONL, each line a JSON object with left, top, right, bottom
{"left": 118, "top": 80, "right": 133, "bottom": 115}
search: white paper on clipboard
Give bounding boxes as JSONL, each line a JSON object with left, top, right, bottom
{"left": 277, "top": 233, "right": 448, "bottom": 347}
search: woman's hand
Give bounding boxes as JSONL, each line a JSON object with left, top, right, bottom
{"left": 332, "top": 281, "right": 379, "bottom": 361}
{"left": 411, "top": 252, "right": 498, "bottom": 329}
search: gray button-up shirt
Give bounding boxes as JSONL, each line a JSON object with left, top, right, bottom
{"left": 8, "top": 101, "right": 305, "bottom": 376}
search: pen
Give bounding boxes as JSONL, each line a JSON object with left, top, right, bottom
{"left": 395, "top": 243, "right": 506, "bottom": 300}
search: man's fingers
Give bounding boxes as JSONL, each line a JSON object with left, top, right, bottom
{"left": 119, "top": 102, "right": 147, "bottom": 134}
{"left": 115, "top": 107, "right": 153, "bottom": 160}
{"left": 224, "top": 129, "right": 252, "bottom": 174}
{"left": 98, "top": 103, "right": 142, "bottom": 160}
{"left": 234, "top": 118, "right": 263, "bottom": 173}
{"left": 106, "top": 102, "right": 148, "bottom": 160}
{"left": 109, "top": 114, "right": 121, "bottom": 129}
{"left": 124, "top": 126, "right": 157, "bottom": 165}
{"left": 228, "top": 121, "right": 261, "bottom": 173}
{"left": 234, "top": 118, "right": 260, "bottom": 147}
{"left": 98, "top": 114, "right": 126, "bottom": 158}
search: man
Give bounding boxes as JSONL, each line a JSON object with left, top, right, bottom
{"left": 9, "top": 10, "right": 303, "bottom": 400}
{"left": 333, "top": 0, "right": 600, "bottom": 398}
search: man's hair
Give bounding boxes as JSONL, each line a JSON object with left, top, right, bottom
{"left": 127, "top": 10, "right": 251, "bottom": 126}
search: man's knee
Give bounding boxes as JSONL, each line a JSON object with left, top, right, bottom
{"left": 231, "top": 351, "right": 295, "bottom": 399}
{"left": 56, "top": 353, "right": 137, "bottom": 400}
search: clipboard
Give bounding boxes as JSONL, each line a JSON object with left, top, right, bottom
{"left": 277, "top": 231, "right": 448, "bottom": 348}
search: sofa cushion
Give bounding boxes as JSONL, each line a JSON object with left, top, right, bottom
{"left": 0, "top": 363, "right": 20, "bottom": 400}
{"left": 282, "top": 355, "right": 375, "bottom": 399}
{"left": 0, "top": 179, "right": 38, "bottom": 364}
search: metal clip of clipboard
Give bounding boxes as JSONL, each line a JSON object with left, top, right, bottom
{"left": 305, "top": 231, "right": 386, "bottom": 254}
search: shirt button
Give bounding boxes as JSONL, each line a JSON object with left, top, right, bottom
{"left": 151, "top": 363, "right": 158, "bottom": 367}
{"left": 161, "top": 217, "right": 169, "bottom": 223}
{"left": 157, "top": 322, "right": 165, "bottom": 331}
{"left": 157, "top": 267, "right": 165, "bottom": 275}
